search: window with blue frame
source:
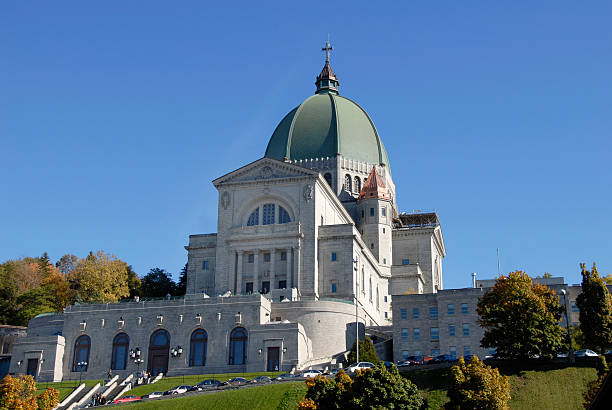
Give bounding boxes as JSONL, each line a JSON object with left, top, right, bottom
{"left": 247, "top": 254, "right": 254, "bottom": 263}
{"left": 450, "top": 346, "right": 457, "bottom": 359}
{"left": 449, "top": 324, "right": 456, "bottom": 336}
{"left": 400, "top": 309, "right": 407, "bottom": 320}
{"left": 461, "top": 303, "right": 469, "bottom": 314}
{"left": 401, "top": 329, "right": 408, "bottom": 340}
{"left": 571, "top": 303, "right": 579, "bottom": 313}
{"left": 413, "top": 308, "right": 419, "bottom": 319}
{"left": 228, "top": 327, "right": 248, "bottom": 365}
{"left": 430, "top": 327, "right": 439, "bottom": 341}
{"left": 111, "top": 333, "right": 129, "bottom": 370}
{"left": 331, "top": 252, "right": 337, "bottom": 261}
{"left": 370, "top": 208, "right": 374, "bottom": 216}
{"left": 413, "top": 328, "right": 420, "bottom": 340}
{"left": 247, "top": 209, "right": 259, "bottom": 226}
{"left": 429, "top": 307, "right": 438, "bottom": 319}
{"left": 280, "top": 252, "right": 287, "bottom": 261}
{"left": 464, "top": 346, "right": 471, "bottom": 356}
{"left": 278, "top": 206, "right": 291, "bottom": 224}
{"left": 447, "top": 304, "right": 455, "bottom": 315}
{"left": 189, "top": 329, "right": 208, "bottom": 367}
{"left": 331, "top": 282, "right": 337, "bottom": 293}
{"left": 202, "top": 261, "right": 209, "bottom": 270}
{"left": 463, "top": 323, "right": 470, "bottom": 336}
{"left": 402, "top": 259, "right": 410, "bottom": 265}
{"left": 264, "top": 253, "right": 270, "bottom": 262}
{"left": 262, "top": 204, "right": 275, "bottom": 225}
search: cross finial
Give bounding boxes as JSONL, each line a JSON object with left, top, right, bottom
{"left": 322, "top": 39, "right": 333, "bottom": 64}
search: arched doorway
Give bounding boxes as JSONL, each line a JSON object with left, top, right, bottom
{"left": 148, "top": 329, "right": 170, "bottom": 376}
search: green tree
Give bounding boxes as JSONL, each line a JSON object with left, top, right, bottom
{"left": 67, "top": 251, "right": 130, "bottom": 303}
{"left": 299, "top": 364, "right": 423, "bottom": 410}
{"left": 446, "top": 356, "right": 511, "bottom": 410}
{"left": 176, "top": 263, "right": 188, "bottom": 296}
{"left": 140, "top": 268, "right": 176, "bottom": 298}
{"left": 14, "top": 286, "right": 58, "bottom": 326}
{"left": 0, "top": 266, "right": 18, "bottom": 324}
{"left": 477, "top": 271, "right": 565, "bottom": 360}
{"left": 55, "top": 254, "right": 79, "bottom": 275}
{"left": 347, "top": 336, "right": 379, "bottom": 365}
{"left": 125, "top": 265, "right": 141, "bottom": 297}
{"left": 576, "top": 263, "right": 612, "bottom": 353}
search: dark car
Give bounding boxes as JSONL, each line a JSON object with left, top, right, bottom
{"left": 275, "top": 373, "right": 295, "bottom": 381}
{"left": 430, "top": 354, "right": 457, "bottom": 364}
{"left": 221, "top": 377, "right": 248, "bottom": 386}
{"left": 190, "top": 379, "right": 222, "bottom": 391}
{"left": 250, "top": 376, "right": 272, "bottom": 383}
{"left": 462, "top": 354, "right": 477, "bottom": 362}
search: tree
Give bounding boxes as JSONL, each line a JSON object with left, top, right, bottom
{"left": 0, "top": 375, "right": 59, "bottom": 410}
{"left": 347, "top": 336, "right": 379, "bottom": 365}
{"left": 446, "top": 356, "right": 511, "bottom": 410}
{"left": 603, "top": 274, "right": 612, "bottom": 286}
{"left": 125, "top": 265, "right": 141, "bottom": 297}
{"left": 299, "top": 363, "right": 423, "bottom": 410}
{"left": 67, "top": 251, "right": 130, "bottom": 303}
{"left": 55, "top": 254, "right": 79, "bottom": 275}
{"left": 176, "top": 263, "right": 188, "bottom": 296}
{"left": 576, "top": 263, "right": 612, "bottom": 353}
{"left": 477, "top": 271, "right": 565, "bottom": 360}
{"left": 140, "top": 268, "right": 176, "bottom": 298}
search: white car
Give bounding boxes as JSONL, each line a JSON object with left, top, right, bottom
{"left": 347, "top": 362, "right": 375, "bottom": 373}
{"left": 301, "top": 369, "right": 323, "bottom": 378}
{"left": 166, "top": 385, "right": 191, "bottom": 395}
{"left": 143, "top": 391, "right": 164, "bottom": 399}
{"left": 574, "top": 349, "right": 598, "bottom": 358}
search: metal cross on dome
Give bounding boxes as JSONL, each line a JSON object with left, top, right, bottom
{"left": 322, "top": 40, "right": 333, "bottom": 63}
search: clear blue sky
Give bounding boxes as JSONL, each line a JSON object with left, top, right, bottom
{"left": 1, "top": 1, "right": 610, "bottom": 289}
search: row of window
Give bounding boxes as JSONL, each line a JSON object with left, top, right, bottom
{"left": 401, "top": 347, "right": 497, "bottom": 360}
{"left": 244, "top": 280, "right": 287, "bottom": 294}
{"left": 247, "top": 204, "right": 291, "bottom": 226}
{"left": 344, "top": 174, "right": 362, "bottom": 194}
{"left": 399, "top": 304, "right": 470, "bottom": 320}
{"left": 243, "top": 252, "right": 288, "bottom": 264}
{"left": 71, "top": 327, "right": 250, "bottom": 372}
{"left": 401, "top": 324, "right": 471, "bottom": 341}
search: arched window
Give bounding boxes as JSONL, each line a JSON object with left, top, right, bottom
{"left": 279, "top": 206, "right": 291, "bottom": 224}
{"left": 354, "top": 176, "right": 361, "bottom": 193}
{"left": 247, "top": 208, "right": 259, "bottom": 226}
{"left": 324, "top": 173, "right": 332, "bottom": 187}
{"left": 262, "top": 204, "right": 275, "bottom": 225}
{"left": 344, "top": 174, "right": 352, "bottom": 192}
{"left": 229, "top": 327, "right": 248, "bottom": 365}
{"left": 111, "top": 333, "right": 129, "bottom": 370}
{"left": 72, "top": 335, "right": 91, "bottom": 372}
{"left": 150, "top": 329, "right": 170, "bottom": 348}
{"left": 189, "top": 329, "right": 208, "bottom": 367}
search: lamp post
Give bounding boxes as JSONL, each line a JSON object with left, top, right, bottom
{"left": 77, "top": 361, "right": 87, "bottom": 385}
{"left": 352, "top": 258, "right": 360, "bottom": 364}
{"left": 130, "top": 348, "right": 143, "bottom": 384}
{"left": 561, "top": 289, "right": 574, "bottom": 363}
{"left": 281, "top": 346, "right": 287, "bottom": 372}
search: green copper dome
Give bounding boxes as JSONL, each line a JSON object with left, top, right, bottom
{"left": 264, "top": 58, "right": 390, "bottom": 170}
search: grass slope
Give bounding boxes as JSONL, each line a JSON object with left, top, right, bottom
{"left": 36, "top": 380, "right": 100, "bottom": 402}
{"left": 122, "top": 382, "right": 307, "bottom": 410}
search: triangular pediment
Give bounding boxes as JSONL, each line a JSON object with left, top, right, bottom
{"left": 213, "top": 157, "right": 319, "bottom": 187}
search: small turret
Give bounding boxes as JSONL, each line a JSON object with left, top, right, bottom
{"left": 315, "top": 41, "right": 339, "bottom": 95}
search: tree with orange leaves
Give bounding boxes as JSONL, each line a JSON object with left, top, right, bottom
{"left": 0, "top": 374, "right": 59, "bottom": 410}
{"left": 477, "top": 271, "right": 565, "bottom": 360}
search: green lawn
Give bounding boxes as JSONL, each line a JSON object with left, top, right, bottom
{"left": 400, "top": 362, "right": 598, "bottom": 410}
{"left": 35, "top": 379, "right": 102, "bottom": 402}
{"left": 122, "top": 382, "right": 307, "bottom": 410}
{"left": 127, "top": 371, "right": 282, "bottom": 397}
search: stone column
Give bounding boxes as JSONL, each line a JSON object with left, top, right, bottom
{"left": 270, "top": 249, "right": 276, "bottom": 292}
{"left": 254, "top": 251, "right": 260, "bottom": 294}
{"left": 229, "top": 250, "right": 236, "bottom": 294}
{"left": 236, "top": 251, "right": 244, "bottom": 295}
{"left": 287, "top": 247, "right": 293, "bottom": 289}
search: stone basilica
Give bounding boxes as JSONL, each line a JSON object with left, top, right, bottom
{"left": 10, "top": 45, "right": 446, "bottom": 382}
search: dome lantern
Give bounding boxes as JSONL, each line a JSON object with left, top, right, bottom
{"left": 315, "top": 41, "right": 339, "bottom": 95}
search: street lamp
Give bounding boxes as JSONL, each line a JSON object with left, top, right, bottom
{"left": 561, "top": 289, "right": 574, "bottom": 363}
{"left": 170, "top": 346, "right": 183, "bottom": 358}
{"left": 130, "top": 348, "right": 144, "bottom": 383}
{"left": 352, "top": 258, "right": 360, "bottom": 364}
{"left": 77, "top": 361, "right": 88, "bottom": 385}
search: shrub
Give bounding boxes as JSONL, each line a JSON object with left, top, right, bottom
{"left": 299, "top": 363, "right": 423, "bottom": 409}
{"left": 446, "top": 356, "right": 511, "bottom": 410}
{"left": 347, "top": 336, "right": 379, "bottom": 365}
{"left": 0, "top": 375, "right": 59, "bottom": 410}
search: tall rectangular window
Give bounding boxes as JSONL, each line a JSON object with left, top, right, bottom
{"left": 202, "top": 261, "right": 209, "bottom": 270}
{"left": 571, "top": 303, "right": 579, "bottom": 313}
{"left": 278, "top": 280, "right": 286, "bottom": 289}
{"left": 264, "top": 253, "right": 271, "bottom": 262}
{"left": 262, "top": 281, "right": 270, "bottom": 294}
{"left": 247, "top": 254, "right": 254, "bottom": 263}
{"left": 331, "top": 252, "right": 337, "bottom": 261}
{"left": 400, "top": 309, "right": 407, "bottom": 320}
{"left": 413, "top": 308, "right": 420, "bottom": 319}
{"left": 449, "top": 346, "right": 457, "bottom": 359}
{"left": 331, "top": 282, "right": 337, "bottom": 293}
{"left": 370, "top": 208, "right": 374, "bottom": 216}
{"left": 429, "top": 307, "right": 438, "bottom": 319}
{"left": 401, "top": 329, "right": 409, "bottom": 340}
{"left": 447, "top": 304, "right": 455, "bottom": 315}
{"left": 463, "top": 323, "right": 470, "bottom": 336}
{"left": 430, "top": 327, "right": 439, "bottom": 341}
{"left": 413, "top": 328, "right": 420, "bottom": 340}
{"left": 461, "top": 303, "right": 469, "bottom": 314}
{"left": 280, "top": 252, "right": 287, "bottom": 261}
{"left": 449, "top": 324, "right": 456, "bottom": 336}
{"left": 381, "top": 207, "right": 386, "bottom": 217}
{"left": 245, "top": 282, "right": 253, "bottom": 294}
{"left": 464, "top": 346, "right": 471, "bottom": 356}
{"left": 262, "top": 203, "right": 275, "bottom": 225}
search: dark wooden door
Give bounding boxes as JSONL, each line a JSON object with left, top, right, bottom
{"left": 267, "top": 347, "right": 280, "bottom": 371}
{"left": 148, "top": 352, "right": 168, "bottom": 376}
{"left": 26, "top": 359, "right": 38, "bottom": 379}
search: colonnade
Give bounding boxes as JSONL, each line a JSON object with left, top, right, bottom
{"left": 231, "top": 247, "right": 296, "bottom": 295}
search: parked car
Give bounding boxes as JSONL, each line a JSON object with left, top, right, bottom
{"left": 113, "top": 395, "right": 141, "bottom": 403}
{"left": 220, "top": 377, "right": 248, "bottom": 386}
{"left": 422, "top": 355, "right": 434, "bottom": 364}
{"left": 301, "top": 369, "right": 323, "bottom": 378}
{"left": 250, "top": 376, "right": 272, "bottom": 383}
{"left": 142, "top": 391, "right": 164, "bottom": 399}
{"left": 192, "top": 379, "right": 222, "bottom": 390}
{"left": 574, "top": 349, "right": 599, "bottom": 358}
{"left": 327, "top": 368, "right": 341, "bottom": 376}
{"left": 398, "top": 355, "right": 424, "bottom": 366}
{"left": 347, "top": 362, "right": 375, "bottom": 373}
{"left": 275, "top": 373, "right": 295, "bottom": 381}
{"left": 165, "top": 385, "right": 191, "bottom": 395}
{"left": 430, "top": 354, "right": 457, "bottom": 364}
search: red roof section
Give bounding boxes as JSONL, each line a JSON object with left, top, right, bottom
{"left": 358, "top": 166, "right": 391, "bottom": 201}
